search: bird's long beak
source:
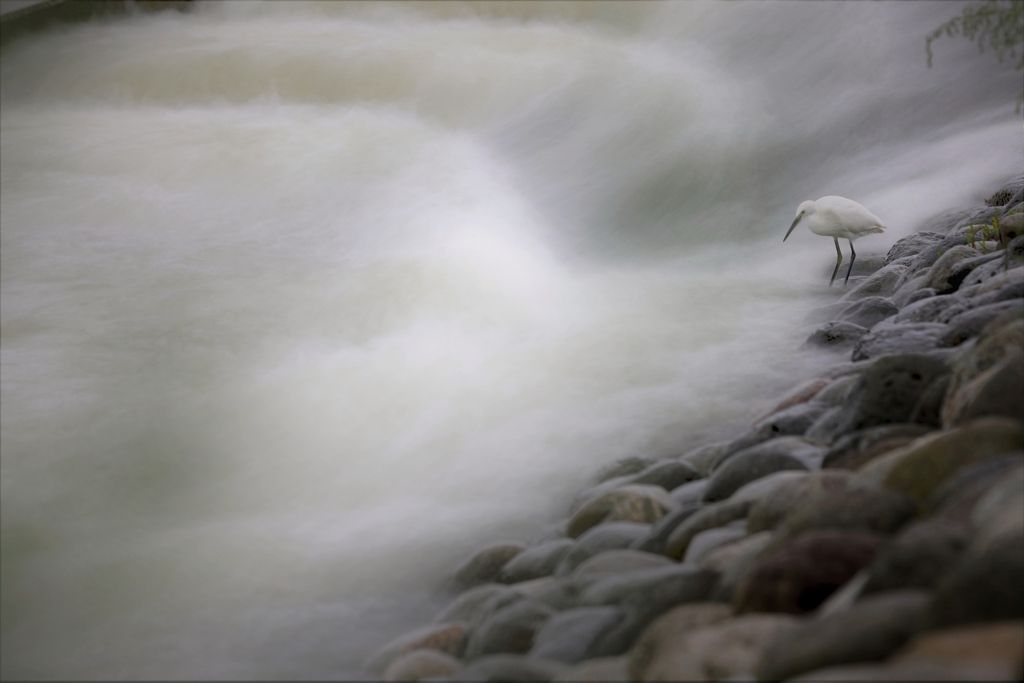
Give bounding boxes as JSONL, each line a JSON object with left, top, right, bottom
{"left": 784, "top": 214, "right": 803, "bottom": 242}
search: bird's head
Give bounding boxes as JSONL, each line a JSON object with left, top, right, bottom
{"left": 784, "top": 200, "right": 817, "bottom": 241}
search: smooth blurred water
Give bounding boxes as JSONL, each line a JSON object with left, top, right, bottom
{"left": 1, "top": 1, "right": 1020, "bottom": 678}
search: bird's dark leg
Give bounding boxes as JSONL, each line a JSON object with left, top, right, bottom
{"left": 845, "top": 239, "right": 856, "bottom": 286}
{"left": 829, "top": 237, "right": 843, "bottom": 287}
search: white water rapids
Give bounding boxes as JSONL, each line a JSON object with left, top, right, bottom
{"left": 1, "top": 1, "right": 1020, "bottom": 678}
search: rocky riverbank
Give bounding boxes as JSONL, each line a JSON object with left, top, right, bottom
{"left": 363, "top": 176, "right": 1024, "bottom": 682}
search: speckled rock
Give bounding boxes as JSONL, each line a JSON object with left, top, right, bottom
{"left": 666, "top": 499, "right": 752, "bottom": 560}
{"left": 908, "top": 374, "right": 951, "bottom": 427}
{"left": 627, "top": 603, "right": 734, "bottom": 681}
{"left": 383, "top": 649, "right": 462, "bottom": 681}
{"left": 365, "top": 622, "right": 468, "bottom": 675}
{"left": 928, "top": 532, "right": 1024, "bottom": 628}
{"left": 566, "top": 485, "right": 677, "bottom": 539}
{"left": 453, "top": 543, "right": 526, "bottom": 588}
{"left": 862, "top": 520, "right": 970, "bottom": 595}
{"left": 880, "top": 417, "right": 1024, "bottom": 509}
{"left": 703, "top": 450, "right": 809, "bottom": 503}
{"left": 637, "top": 614, "right": 799, "bottom": 681}
{"left": 754, "top": 590, "right": 931, "bottom": 682}
{"left": 851, "top": 323, "right": 947, "bottom": 361}
{"left": 806, "top": 321, "right": 868, "bottom": 348}
{"left": 733, "top": 530, "right": 886, "bottom": 614}
{"left": 451, "top": 654, "right": 568, "bottom": 681}
{"left": 941, "top": 310, "right": 1023, "bottom": 427}
{"left": 920, "top": 245, "right": 979, "bottom": 293}
{"left": 556, "top": 523, "right": 652, "bottom": 576}
{"left": 528, "top": 607, "right": 624, "bottom": 665}
{"left": 823, "top": 423, "right": 933, "bottom": 470}
{"left": 829, "top": 354, "right": 950, "bottom": 438}
{"left": 463, "top": 599, "right": 555, "bottom": 659}
{"left": 500, "top": 540, "right": 575, "bottom": 584}
{"left": 552, "top": 655, "right": 629, "bottom": 681}
{"left": 944, "top": 348, "right": 1024, "bottom": 426}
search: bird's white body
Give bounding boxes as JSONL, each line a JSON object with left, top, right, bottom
{"left": 784, "top": 196, "right": 886, "bottom": 286}
{"left": 795, "top": 196, "right": 886, "bottom": 240}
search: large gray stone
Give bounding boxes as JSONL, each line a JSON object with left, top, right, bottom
{"left": 747, "top": 471, "right": 865, "bottom": 534}
{"left": 940, "top": 300, "right": 1024, "bottom": 347}
{"left": 626, "top": 459, "right": 700, "bottom": 491}
{"left": 464, "top": 599, "right": 556, "bottom": 659}
{"left": 928, "top": 532, "right": 1024, "bottom": 629}
{"left": 565, "top": 486, "right": 677, "bottom": 539}
{"left": 528, "top": 607, "right": 625, "bottom": 665}
{"left": 884, "top": 232, "right": 945, "bottom": 265}
{"left": 840, "top": 262, "right": 908, "bottom": 301}
{"left": 453, "top": 542, "right": 526, "bottom": 588}
{"left": 365, "top": 622, "right": 468, "bottom": 675}
{"left": 710, "top": 435, "right": 825, "bottom": 476}
{"left": 556, "top": 523, "right": 652, "bottom": 577}
{"left": 851, "top": 323, "right": 948, "bottom": 361}
{"left": 892, "top": 294, "right": 966, "bottom": 325}
{"left": 569, "top": 550, "right": 674, "bottom": 584}
{"left": 755, "top": 590, "right": 931, "bottom": 682}
{"left": 823, "top": 424, "right": 934, "bottom": 471}
{"left": 835, "top": 296, "right": 899, "bottom": 329}
{"left": 678, "top": 441, "right": 730, "bottom": 477}
{"left": 683, "top": 525, "right": 748, "bottom": 564}
{"left": 666, "top": 499, "right": 752, "bottom": 560}
{"left": 579, "top": 563, "right": 718, "bottom": 610}
{"left": 941, "top": 310, "right": 1023, "bottom": 426}
{"left": 920, "top": 245, "right": 979, "bottom": 293}
{"left": 703, "top": 450, "right": 809, "bottom": 503}
{"left": 627, "top": 603, "right": 735, "bottom": 681}
{"left": 829, "top": 354, "right": 950, "bottom": 437}
{"left": 668, "top": 479, "right": 707, "bottom": 507}
{"left": 806, "top": 321, "right": 868, "bottom": 349}
{"left": 592, "top": 457, "right": 654, "bottom": 484}
{"left": 862, "top": 520, "right": 970, "bottom": 595}
{"left": 435, "top": 584, "right": 517, "bottom": 625}
{"left": 500, "top": 540, "right": 575, "bottom": 584}
{"left": 630, "top": 505, "right": 699, "bottom": 555}
{"left": 775, "top": 486, "right": 916, "bottom": 540}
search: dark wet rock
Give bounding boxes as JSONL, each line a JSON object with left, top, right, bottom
{"left": 747, "top": 470, "right": 864, "bottom": 534}
{"left": 626, "top": 459, "right": 699, "bottom": 491}
{"left": 366, "top": 622, "right": 468, "bottom": 675}
{"left": 593, "top": 457, "right": 654, "bottom": 484}
{"left": 885, "top": 232, "right": 946, "bottom": 265}
{"left": 862, "top": 520, "right": 970, "bottom": 595}
{"left": 452, "top": 654, "right": 568, "bottom": 681}
{"left": 565, "top": 485, "right": 676, "bottom": 539}
{"left": 944, "top": 348, "right": 1024, "bottom": 426}
{"left": 668, "top": 479, "right": 707, "bottom": 507}
{"left": 939, "top": 300, "right": 1024, "bottom": 347}
{"left": 701, "top": 531, "right": 774, "bottom": 602}
{"left": 928, "top": 532, "right": 1024, "bottom": 629}
{"left": 928, "top": 453, "right": 1024, "bottom": 520}
{"left": 500, "top": 540, "right": 575, "bottom": 584}
{"left": 665, "top": 499, "right": 752, "bottom": 560}
{"left": 823, "top": 423, "right": 933, "bottom": 470}
{"left": 894, "top": 621, "right": 1024, "bottom": 681}
{"left": 839, "top": 262, "right": 908, "bottom": 301}
{"left": 733, "top": 530, "right": 886, "bottom": 614}
{"left": 435, "top": 584, "right": 517, "bottom": 625}
{"left": 851, "top": 322, "right": 947, "bottom": 361}
{"left": 464, "top": 599, "right": 556, "bottom": 659}
{"left": 880, "top": 417, "right": 1024, "bottom": 509}
{"left": 970, "top": 464, "right": 1024, "bottom": 552}
{"left": 755, "top": 590, "right": 931, "bottom": 682}
{"left": 579, "top": 563, "right": 718, "bottom": 610}
{"left": 556, "top": 523, "right": 652, "bottom": 576}
{"left": 383, "top": 649, "right": 462, "bottom": 681}
{"left": 631, "top": 504, "right": 700, "bottom": 555}
{"left": 776, "top": 486, "right": 916, "bottom": 540}
{"left": 634, "top": 613, "right": 799, "bottom": 681}
{"left": 627, "top": 603, "right": 734, "bottom": 681}
{"left": 528, "top": 606, "right": 625, "bottom": 665}
{"left": 921, "top": 245, "right": 979, "bottom": 293}
{"left": 703, "top": 450, "right": 809, "bottom": 503}
{"left": 946, "top": 250, "right": 1005, "bottom": 291}
{"left": 678, "top": 441, "right": 730, "bottom": 477}
{"left": 828, "top": 354, "right": 949, "bottom": 439}
{"left": 806, "top": 321, "right": 868, "bottom": 348}
{"left": 683, "top": 524, "right": 747, "bottom": 564}
{"left": 893, "top": 294, "right": 966, "bottom": 324}
{"left": 835, "top": 296, "right": 899, "bottom": 329}
{"left": 453, "top": 543, "right": 526, "bottom": 588}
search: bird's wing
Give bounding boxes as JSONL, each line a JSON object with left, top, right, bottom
{"left": 822, "top": 196, "right": 885, "bottom": 231}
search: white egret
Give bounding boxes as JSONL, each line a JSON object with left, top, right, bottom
{"left": 784, "top": 196, "right": 886, "bottom": 286}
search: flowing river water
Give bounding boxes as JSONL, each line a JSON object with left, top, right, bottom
{"left": 1, "top": 1, "right": 1020, "bottom": 678}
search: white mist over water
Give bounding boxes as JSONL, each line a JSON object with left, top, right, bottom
{"left": 1, "top": 1, "right": 1020, "bottom": 678}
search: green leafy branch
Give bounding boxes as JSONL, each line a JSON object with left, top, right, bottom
{"left": 926, "top": 0, "right": 1024, "bottom": 110}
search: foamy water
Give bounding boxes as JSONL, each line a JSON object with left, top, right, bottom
{"left": 1, "top": 1, "right": 1020, "bottom": 678}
